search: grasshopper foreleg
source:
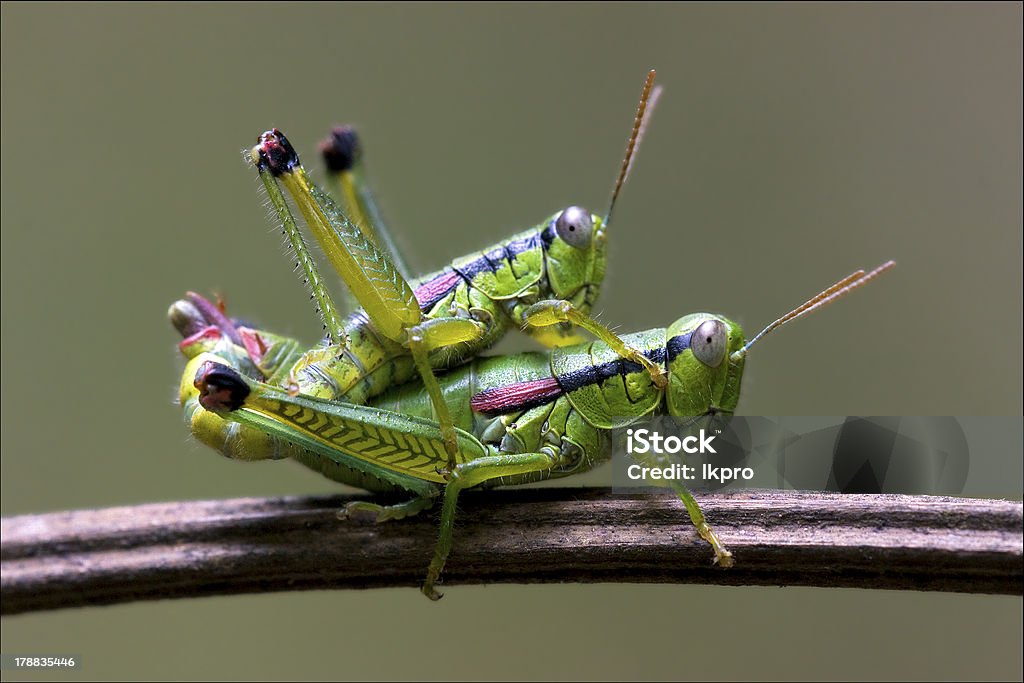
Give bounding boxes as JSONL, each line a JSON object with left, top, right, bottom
{"left": 406, "top": 317, "right": 487, "bottom": 470}
{"left": 523, "top": 300, "right": 668, "bottom": 388}
{"left": 667, "top": 481, "right": 734, "bottom": 567}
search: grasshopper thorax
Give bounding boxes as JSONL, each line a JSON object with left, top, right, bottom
{"left": 665, "top": 313, "right": 746, "bottom": 417}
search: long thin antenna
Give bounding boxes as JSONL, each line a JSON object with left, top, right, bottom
{"left": 733, "top": 260, "right": 896, "bottom": 360}
{"left": 605, "top": 69, "right": 661, "bottom": 227}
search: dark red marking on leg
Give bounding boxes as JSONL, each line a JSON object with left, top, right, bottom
{"left": 185, "top": 292, "right": 244, "bottom": 346}
{"left": 239, "top": 328, "right": 269, "bottom": 366}
{"left": 470, "top": 377, "right": 564, "bottom": 416}
{"left": 414, "top": 270, "right": 462, "bottom": 310}
{"left": 178, "top": 326, "right": 223, "bottom": 353}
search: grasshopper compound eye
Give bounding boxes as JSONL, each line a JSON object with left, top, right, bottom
{"left": 555, "top": 206, "right": 594, "bottom": 249}
{"left": 691, "top": 319, "right": 728, "bottom": 368}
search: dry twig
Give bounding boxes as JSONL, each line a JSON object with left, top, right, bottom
{"left": 2, "top": 489, "right": 1020, "bottom": 614}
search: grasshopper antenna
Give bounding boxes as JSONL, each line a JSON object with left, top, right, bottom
{"left": 604, "top": 69, "right": 662, "bottom": 228}
{"left": 732, "top": 260, "right": 896, "bottom": 361}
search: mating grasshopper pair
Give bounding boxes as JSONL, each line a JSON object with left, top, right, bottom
{"left": 170, "top": 71, "right": 894, "bottom": 599}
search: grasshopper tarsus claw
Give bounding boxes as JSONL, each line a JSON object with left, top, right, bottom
{"left": 253, "top": 128, "right": 299, "bottom": 177}
{"left": 338, "top": 502, "right": 382, "bottom": 524}
{"left": 320, "top": 125, "right": 360, "bottom": 173}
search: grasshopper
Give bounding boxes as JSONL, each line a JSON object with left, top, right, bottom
{"left": 171, "top": 71, "right": 662, "bottom": 472}
{"left": 183, "top": 261, "right": 895, "bottom": 599}
{"left": 223, "top": 71, "right": 666, "bottom": 472}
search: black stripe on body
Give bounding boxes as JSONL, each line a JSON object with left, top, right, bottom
{"left": 451, "top": 232, "right": 543, "bottom": 284}
{"left": 666, "top": 331, "right": 693, "bottom": 363}
{"left": 556, "top": 346, "right": 671, "bottom": 393}
{"left": 474, "top": 335, "right": 691, "bottom": 416}
{"left": 415, "top": 231, "right": 545, "bottom": 313}
{"left": 508, "top": 233, "right": 541, "bottom": 255}
{"left": 540, "top": 221, "right": 557, "bottom": 250}
{"left": 485, "top": 246, "right": 509, "bottom": 272}
{"left": 455, "top": 257, "right": 493, "bottom": 282}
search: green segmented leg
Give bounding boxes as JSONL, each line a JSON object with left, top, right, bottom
{"left": 665, "top": 481, "right": 734, "bottom": 567}
{"left": 194, "top": 354, "right": 485, "bottom": 483}
{"left": 251, "top": 131, "right": 487, "bottom": 467}
{"left": 255, "top": 140, "right": 418, "bottom": 338}
{"left": 340, "top": 496, "right": 436, "bottom": 523}
{"left": 523, "top": 299, "right": 668, "bottom": 388}
{"left": 627, "top": 446, "right": 733, "bottom": 566}
{"left": 413, "top": 316, "right": 490, "bottom": 464}
{"left": 256, "top": 165, "right": 348, "bottom": 347}
{"left": 423, "top": 451, "right": 565, "bottom": 600}
{"left": 193, "top": 355, "right": 509, "bottom": 596}
{"left": 320, "top": 126, "right": 412, "bottom": 280}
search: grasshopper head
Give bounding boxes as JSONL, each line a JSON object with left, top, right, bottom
{"left": 542, "top": 72, "right": 660, "bottom": 317}
{"left": 542, "top": 206, "right": 607, "bottom": 312}
{"left": 664, "top": 314, "right": 746, "bottom": 417}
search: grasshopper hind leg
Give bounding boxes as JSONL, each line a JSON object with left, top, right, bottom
{"left": 253, "top": 130, "right": 488, "bottom": 471}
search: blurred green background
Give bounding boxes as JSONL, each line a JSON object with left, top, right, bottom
{"left": 2, "top": 3, "right": 1020, "bottom": 680}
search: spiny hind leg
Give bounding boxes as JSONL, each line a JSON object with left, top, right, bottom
{"left": 255, "top": 129, "right": 485, "bottom": 470}
{"left": 192, "top": 357, "right": 458, "bottom": 502}
{"left": 320, "top": 126, "right": 412, "bottom": 281}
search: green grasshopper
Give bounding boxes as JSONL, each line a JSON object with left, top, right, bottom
{"left": 183, "top": 261, "right": 895, "bottom": 599}
{"left": 170, "top": 70, "right": 663, "bottom": 472}
{"left": 231, "top": 71, "right": 666, "bottom": 471}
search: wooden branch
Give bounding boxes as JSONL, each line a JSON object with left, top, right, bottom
{"left": 2, "top": 489, "right": 1021, "bottom": 614}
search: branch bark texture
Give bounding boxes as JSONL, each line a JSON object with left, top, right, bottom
{"left": 2, "top": 489, "right": 1021, "bottom": 614}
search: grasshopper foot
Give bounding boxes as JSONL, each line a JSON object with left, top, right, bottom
{"left": 338, "top": 496, "right": 436, "bottom": 524}
{"left": 699, "top": 523, "right": 734, "bottom": 568}
{"left": 338, "top": 501, "right": 384, "bottom": 524}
